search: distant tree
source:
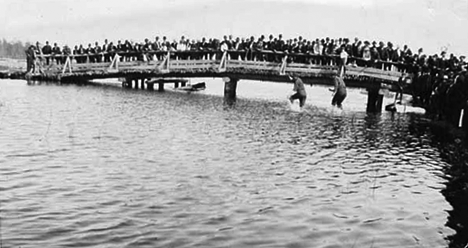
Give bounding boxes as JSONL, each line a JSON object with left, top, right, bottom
{"left": 0, "top": 38, "right": 29, "bottom": 59}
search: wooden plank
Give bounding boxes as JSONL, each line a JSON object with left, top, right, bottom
{"left": 228, "top": 64, "right": 281, "bottom": 71}
{"left": 346, "top": 67, "right": 403, "bottom": 81}
{"left": 40, "top": 57, "right": 404, "bottom": 83}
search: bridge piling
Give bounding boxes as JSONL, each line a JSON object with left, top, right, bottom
{"left": 224, "top": 77, "right": 238, "bottom": 106}
{"left": 122, "top": 78, "right": 132, "bottom": 88}
{"left": 134, "top": 79, "right": 139, "bottom": 89}
{"left": 366, "top": 88, "right": 384, "bottom": 112}
{"left": 140, "top": 79, "right": 145, "bottom": 90}
{"left": 147, "top": 80, "right": 154, "bottom": 91}
{"left": 158, "top": 82, "right": 165, "bottom": 92}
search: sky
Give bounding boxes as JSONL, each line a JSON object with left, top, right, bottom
{"left": 1, "top": 0, "right": 467, "bottom": 55}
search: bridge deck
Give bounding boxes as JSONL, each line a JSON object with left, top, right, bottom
{"left": 28, "top": 51, "right": 407, "bottom": 90}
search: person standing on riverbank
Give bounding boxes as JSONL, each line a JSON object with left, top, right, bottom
{"left": 288, "top": 75, "right": 307, "bottom": 110}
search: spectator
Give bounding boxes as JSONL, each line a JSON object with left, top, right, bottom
{"left": 52, "top": 43, "right": 62, "bottom": 65}
{"left": 94, "top": 42, "right": 102, "bottom": 62}
{"left": 42, "top": 41, "right": 52, "bottom": 65}
{"left": 86, "top": 43, "right": 95, "bottom": 63}
{"left": 362, "top": 41, "right": 371, "bottom": 67}
{"left": 102, "top": 39, "right": 110, "bottom": 62}
{"left": 25, "top": 45, "right": 36, "bottom": 73}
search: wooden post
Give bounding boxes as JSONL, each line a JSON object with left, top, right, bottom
{"left": 158, "top": 51, "right": 171, "bottom": 73}
{"left": 108, "top": 54, "right": 119, "bottom": 73}
{"left": 463, "top": 103, "right": 468, "bottom": 135}
{"left": 279, "top": 55, "right": 288, "bottom": 75}
{"left": 175, "top": 82, "right": 179, "bottom": 88}
{"left": 61, "top": 56, "right": 72, "bottom": 75}
{"left": 140, "top": 79, "right": 145, "bottom": 89}
{"left": 158, "top": 82, "right": 164, "bottom": 92}
{"left": 147, "top": 82, "right": 154, "bottom": 91}
{"left": 223, "top": 77, "right": 238, "bottom": 106}
{"left": 218, "top": 51, "right": 228, "bottom": 72}
{"left": 134, "top": 79, "right": 139, "bottom": 89}
{"left": 366, "top": 88, "right": 383, "bottom": 112}
{"left": 122, "top": 78, "right": 130, "bottom": 88}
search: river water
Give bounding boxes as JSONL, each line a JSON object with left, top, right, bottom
{"left": 0, "top": 78, "right": 459, "bottom": 247}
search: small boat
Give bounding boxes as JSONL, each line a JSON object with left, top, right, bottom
{"left": 385, "top": 102, "right": 425, "bottom": 114}
{"left": 176, "top": 82, "right": 206, "bottom": 92}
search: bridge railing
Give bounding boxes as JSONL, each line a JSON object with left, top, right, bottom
{"left": 30, "top": 50, "right": 407, "bottom": 82}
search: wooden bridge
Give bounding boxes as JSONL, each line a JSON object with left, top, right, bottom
{"left": 27, "top": 50, "right": 409, "bottom": 111}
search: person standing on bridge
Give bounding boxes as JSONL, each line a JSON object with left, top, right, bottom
{"left": 288, "top": 75, "right": 307, "bottom": 110}
{"left": 330, "top": 75, "right": 347, "bottom": 109}
{"left": 25, "top": 45, "right": 36, "bottom": 73}
{"left": 42, "top": 41, "right": 52, "bottom": 65}
{"left": 52, "top": 43, "right": 62, "bottom": 65}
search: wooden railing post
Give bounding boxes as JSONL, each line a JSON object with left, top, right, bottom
{"left": 157, "top": 51, "right": 170, "bottom": 73}
{"left": 34, "top": 55, "right": 44, "bottom": 74}
{"left": 218, "top": 51, "right": 228, "bottom": 72}
{"left": 108, "top": 53, "right": 120, "bottom": 73}
{"left": 61, "top": 56, "right": 72, "bottom": 75}
{"left": 279, "top": 55, "right": 288, "bottom": 75}
{"left": 339, "top": 65, "right": 345, "bottom": 78}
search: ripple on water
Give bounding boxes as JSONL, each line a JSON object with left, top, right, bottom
{"left": 0, "top": 79, "right": 455, "bottom": 247}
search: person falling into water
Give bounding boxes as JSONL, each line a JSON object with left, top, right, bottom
{"left": 288, "top": 75, "right": 307, "bottom": 110}
{"left": 330, "top": 75, "right": 347, "bottom": 109}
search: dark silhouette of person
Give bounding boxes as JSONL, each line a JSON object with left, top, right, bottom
{"left": 288, "top": 75, "right": 307, "bottom": 109}
{"left": 25, "top": 45, "right": 36, "bottom": 73}
{"left": 331, "top": 75, "right": 347, "bottom": 108}
{"left": 52, "top": 43, "right": 62, "bottom": 65}
{"left": 42, "top": 41, "right": 52, "bottom": 65}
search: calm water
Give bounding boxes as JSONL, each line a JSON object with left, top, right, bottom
{"left": 0, "top": 78, "right": 458, "bottom": 247}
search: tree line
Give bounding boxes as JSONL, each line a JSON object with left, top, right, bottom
{"left": 0, "top": 38, "right": 31, "bottom": 59}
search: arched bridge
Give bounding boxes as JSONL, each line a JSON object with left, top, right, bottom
{"left": 28, "top": 50, "right": 409, "bottom": 111}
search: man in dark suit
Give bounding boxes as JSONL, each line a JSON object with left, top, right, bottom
{"left": 97, "top": 42, "right": 104, "bottom": 62}
{"left": 274, "top": 34, "right": 285, "bottom": 62}
{"left": 52, "top": 43, "right": 62, "bottom": 65}
{"left": 25, "top": 45, "right": 36, "bottom": 73}
{"left": 86, "top": 43, "right": 95, "bottom": 63}
{"left": 102, "top": 39, "right": 110, "bottom": 62}
{"left": 42, "top": 41, "right": 52, "bottom": 65}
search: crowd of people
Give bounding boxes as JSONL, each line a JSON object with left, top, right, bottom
{"left": 26, "top": 34, "right": 467, "bottom": 76}
{"left": 24, "top": 34, "right": 468, "bottom": 120}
